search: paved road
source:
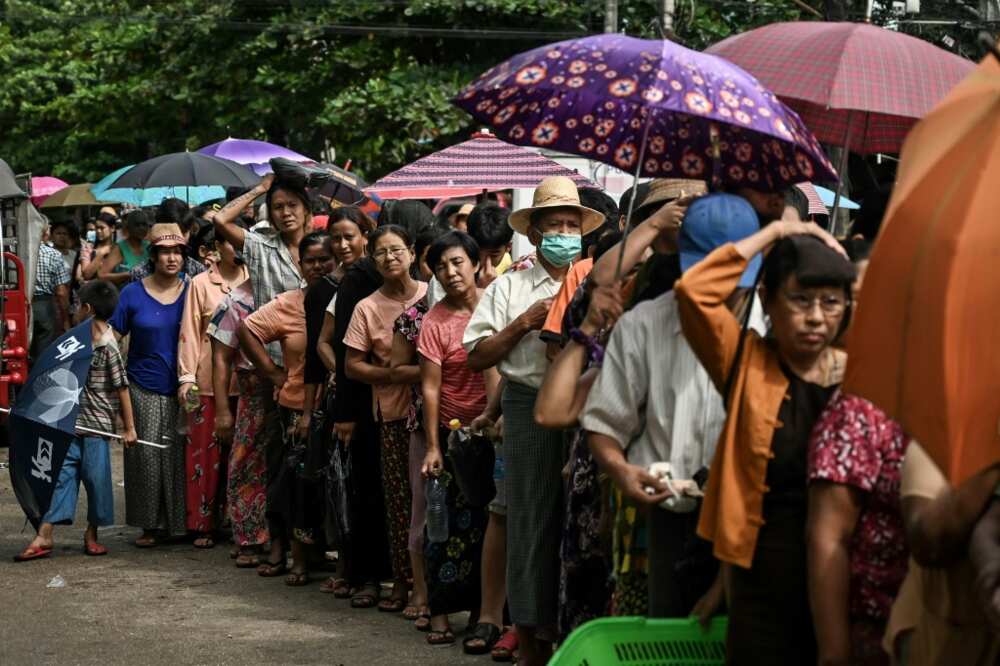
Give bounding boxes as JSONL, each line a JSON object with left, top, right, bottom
{"left": 0, "top": 444, "right": 487, "bottom": 665}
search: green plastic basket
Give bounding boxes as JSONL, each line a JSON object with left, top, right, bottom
{"left": 549, "top": 616, "right": 728, "bottom": 666}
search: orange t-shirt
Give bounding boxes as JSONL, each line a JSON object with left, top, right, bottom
{"left": 540, "top": 258, "right": 593, "bottom": 343}
{"left": 343, "top": 283, "right": 428, "bottom": 422}
{"left": 243, "top": 289, "right": 307, "bottom": 410}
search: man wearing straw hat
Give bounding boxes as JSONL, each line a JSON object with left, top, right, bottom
{"left": 464, "top": 175, "right": 604, "bottom": 665}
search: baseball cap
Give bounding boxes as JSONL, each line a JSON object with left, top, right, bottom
{"left": 679, "top": 193, "right": 761, "bottom": 287}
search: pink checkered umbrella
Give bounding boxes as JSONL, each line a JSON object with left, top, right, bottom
{"left": 708, "top": 21, "right": 973, "bottom": 223}
{"left": 707, "top": 22, "right": 974, "bottom": 155}
{"left": 367, "top": 131, "right": 595, "bottom": 200}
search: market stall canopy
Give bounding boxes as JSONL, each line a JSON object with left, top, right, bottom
{"left": 367, "top": 131, "right": 594, "bottom": 200}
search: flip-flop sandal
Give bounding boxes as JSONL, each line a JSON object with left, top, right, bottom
{"left": 193, "top": 536, "right": 215, "bottom": 549}
{"left": 414, "top": 612, "right": 432, "bottom": 632}
{"left": 256, "top": 560, "right": 288, "bottom": 577}
{"left": 84, "top": 542, "right": 109, "bottom": 557}
{"left": 285, "top": 571, "right": 309, "bottom": 587}
{"left": 319, "top": 577, "right": 349, "bottom": 594}
{"left": 464, "top": 623, "right": 502, "bottom": 655}
{"left": 134, "top": 536, "right": 158, "bottom": 548}
{"left": 426, "top": 629, "right": 455, "bottom": 646}
{"left": 492, "top": 629, "right": 518, "bottom": 662}
{"left": 402, "top": 604, "right": 421, "bottom": 620}
{"left": 235, "top": 552, "right": 260, "bottom": 568}
{"left": 378, "top": 597, "right": 407, "bottom": 613}
{"left": 350, "top": 586, "right": 379, "bottom": 609}
{"left": 13, "top": 545, "right": 52, "bottom": 562}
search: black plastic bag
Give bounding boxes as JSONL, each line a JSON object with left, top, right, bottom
{"left": 324, "top": 437, "right": 352, "bottom": 543}
{"left": 447, "top": 428, "right": 496, "bottom": 508}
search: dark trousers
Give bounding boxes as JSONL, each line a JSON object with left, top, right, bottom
{"left": 30, "top": 296, "right": 57, "bottom": 362}
{"left": 258, "top": 376, "right": 288, "bottom": 544}
{"left": 647, "top": 506, "right": 716, "bottom": 617}
{"left": 344, "top": 417, "right": 392, "bottom": 586}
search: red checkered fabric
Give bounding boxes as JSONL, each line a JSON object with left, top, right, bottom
{"left": 708, "top": 22, "right": 974, "bottom": 154}
{"left": 367, "top": 131, "right": 594, "bottom": 199}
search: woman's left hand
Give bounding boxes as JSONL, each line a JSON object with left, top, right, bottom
{"left": 422, "top": 446, "right": 444, "bottom": 478}
{"left": 581, "top": 283, "right": 624, "bottom": 336}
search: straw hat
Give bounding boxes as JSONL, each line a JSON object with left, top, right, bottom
{"left": 636, "top": 178, "right": 707, "bottom": 217}
{"left": 508, "top": 176, "right": 605, "bottom": 236}
{"left": 149, "top": 223, "right": 186, "bottom": 248}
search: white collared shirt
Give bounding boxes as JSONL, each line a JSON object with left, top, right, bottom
{"left": 462, "top": 260, "right": 562, "bottom": 389}
{"left": 581, "top": 290, "right": 766, "bottom": 478}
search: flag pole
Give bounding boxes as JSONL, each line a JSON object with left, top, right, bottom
{"left": 0, "top": 407, "right": 168, "bottom": 449}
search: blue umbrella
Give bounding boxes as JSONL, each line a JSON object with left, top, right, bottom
{"left": 91, "top": 153, "right": 257, "bottom": 206}
{"left": 814, "top": 184, "right": 860, "bottom": 210}
{"left": 90, "top": 165, "right": 134, "bottom": 203}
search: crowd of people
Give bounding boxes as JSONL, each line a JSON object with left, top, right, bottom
{"left": 13, "top": 169, "right": 1000, "bottom": 666}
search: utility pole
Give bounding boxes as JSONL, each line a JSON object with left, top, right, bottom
{"left": 604, "top": 0, "right": 618, "bottom": 33}
{"left": 662, "top": 0, "right": 675, "bottom": 34}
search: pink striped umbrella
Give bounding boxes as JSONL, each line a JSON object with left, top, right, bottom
{"left": 796, "top": 182, "right": 827, "bottom": 216}
{"left": 30, "top": 176, "right": 69, "bottom": 206}
{"left": 367, "top": 131, "right": 594, "bottom": 200}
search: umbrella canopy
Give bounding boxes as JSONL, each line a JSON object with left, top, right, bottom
{"left": 38, "top": 183, "right": 100, "bottom": 209}
{"left": 454, "top": 34, "right": 836, "bottom": 191}
{"left": 369, "top": 131, "right": 595, "bottom": 200}
{"left": 317, "top": 163, "right": 368, "bottom": 205}
{"left": 102, "top": 152, "right": 258, "bottom": 206}
{"left": 8, "top": 321, "right": 94, "bottom": 529}
{"left": 29, "top": 176, "right": 68, "bottom": 206}
{"left": 843, "top": 53, "right": 1000, "bottom": 485}
{"left": 796, "top": 182, "right": 859, "bottom": 215}
{"left": 90, "top": 165, "right": 133, "bottom": 202}
{"left": 707, "top": 22, "right": 974, "bottom": 154}
{"left": 197, "top": 137, "right": 314, "bottom": 176}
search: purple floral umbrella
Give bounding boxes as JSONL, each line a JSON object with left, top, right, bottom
{"left": 454, "top": 34, "right": 837, "bottom": 191}
{"left": 197, "top": 137, "right": 314, "bottom": 176}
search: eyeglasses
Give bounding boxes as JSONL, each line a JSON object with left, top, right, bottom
{"left": 373, "top": 246, "right": 409, "bottom": 262}
{"left": 783, "top": 291, "right": 847, "bottom": 315}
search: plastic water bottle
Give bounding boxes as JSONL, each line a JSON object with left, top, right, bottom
{"left": 425, "top": 477, "right": 449, "bottom": 544}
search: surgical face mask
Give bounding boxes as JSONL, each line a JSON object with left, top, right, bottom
{"left": 538, "top": 232, "right": 581, "bottom": 268}
{"left": 85, "top": 230, "right": 97, "bottom": 243}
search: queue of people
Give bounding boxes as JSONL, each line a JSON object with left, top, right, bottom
{"left": 15, "top": 171, "right": 1000, "bottom": 666}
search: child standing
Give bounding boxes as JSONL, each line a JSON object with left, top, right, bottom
{"left": 14, "top": 280, "right": 138, "bottom": 561}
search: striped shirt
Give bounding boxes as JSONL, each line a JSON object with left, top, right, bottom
{"left": 35, "top": 244, "right": 71, "bottom": 296}
{"left": 242, "top": 229, "right": 304, "bottom": 365}
{"left": 581, "top": 291, "right": 766, "bottom": 478}
{"left": 77, "top": 331, "right": 129, "bottom": 433}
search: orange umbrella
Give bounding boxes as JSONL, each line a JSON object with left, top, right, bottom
{"left": 843, "top": 52, "right": 1000, "bottom": 485}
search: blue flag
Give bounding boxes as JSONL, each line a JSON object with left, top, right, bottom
{"left": 8, "top": 320, "right": 94, "bottom": 529}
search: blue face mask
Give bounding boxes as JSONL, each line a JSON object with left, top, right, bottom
{"left": 85, "top": 230, "right": 97, "bottom": 243}
{"left": 538, "top": 232, "right": 581, "bottom": 267}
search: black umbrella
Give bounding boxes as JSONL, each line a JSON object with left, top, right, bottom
{"left": 268, "top": 157, "right": 367, "bottom": 205}
{"left": 108, "top": 152, "right": 259, "bottom": 191}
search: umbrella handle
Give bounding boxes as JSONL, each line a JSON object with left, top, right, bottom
{"left": 614, "top": 107, "right": 656, "bottom": 280}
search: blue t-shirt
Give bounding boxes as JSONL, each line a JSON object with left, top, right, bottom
{"left": 110, "top": 279, "right": 188, "bottom": 395}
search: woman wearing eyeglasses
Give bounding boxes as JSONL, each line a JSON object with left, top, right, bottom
{"left": 344, "top": 225, "right": 428, "bottom": 611}
{"left": 674, "top": 220, "right": 856, "bottom": 665}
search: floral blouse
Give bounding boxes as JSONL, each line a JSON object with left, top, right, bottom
{"left": 393, "top": 296, "right": 429, "bottom": 433}
{"left": 808, "top": 390, "right": 911, "bottom": 623}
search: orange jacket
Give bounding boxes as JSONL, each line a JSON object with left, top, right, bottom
{"left": 675, "top": 243, "right": 843, "bottom": 568}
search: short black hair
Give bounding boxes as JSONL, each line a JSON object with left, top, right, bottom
{"left": 593, "top": 229, "right": 623, "bottom": 262}
{"left": 78, "top": 280, "right": 119, "bottom": 321}
{"left": 95, "top": 211, "right": 118, "bottom": 228}
{"left": 761, "top": 235, "right": 856, "bottom": 304}
{"left": 367, "top": 224, "right": 412, "bottom": 255}
{"left": 618, "top": 182, "right": 651, "bottom": 224}
{"left": 382, "top": 200, "right": 435, "bottom": 240}
{"left": 156, "top": 197, "right": 189, "bottom": 225}
{"left": 299, "top": 230, "right": 332, "bottom": 259}
{"left": 123, "top": 210, "right": 150, "bottom": 230}
{"left": 467, "top": 203, "right": 513, "bottom": 251}
{"left": 426, "top": 230, "right": 481, "bottom": 273}
{"left": 328, "top": 206, "right": 377, "bottom": 235}
{"left": 411, "top": 221, "right": 442, "bottom": 259}
{"left": 840, "top": 238, "right": 872, "bottom": 264}
{"left": 578, "top": 188, "right": 619, "bottom": 257}
{"left": 226, "top": 186, "right": 248, "bottom": 203}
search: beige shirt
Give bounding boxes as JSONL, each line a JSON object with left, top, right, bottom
{"left": 581, "top": 291, "right": 765, "bottom": 477}
{"left": 462, "top": 260, "right": 562, "bottom": 390}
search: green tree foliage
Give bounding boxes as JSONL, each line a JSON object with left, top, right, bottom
{"left": 0, "top": 0, "right": 814, "bottom": 183}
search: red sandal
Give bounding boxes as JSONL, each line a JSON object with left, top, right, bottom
{"left": 84, "top": 541, "right": 108, "bottom": 556}
{"left": 13, "top": 544, "right": 52, "bottom": 562}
